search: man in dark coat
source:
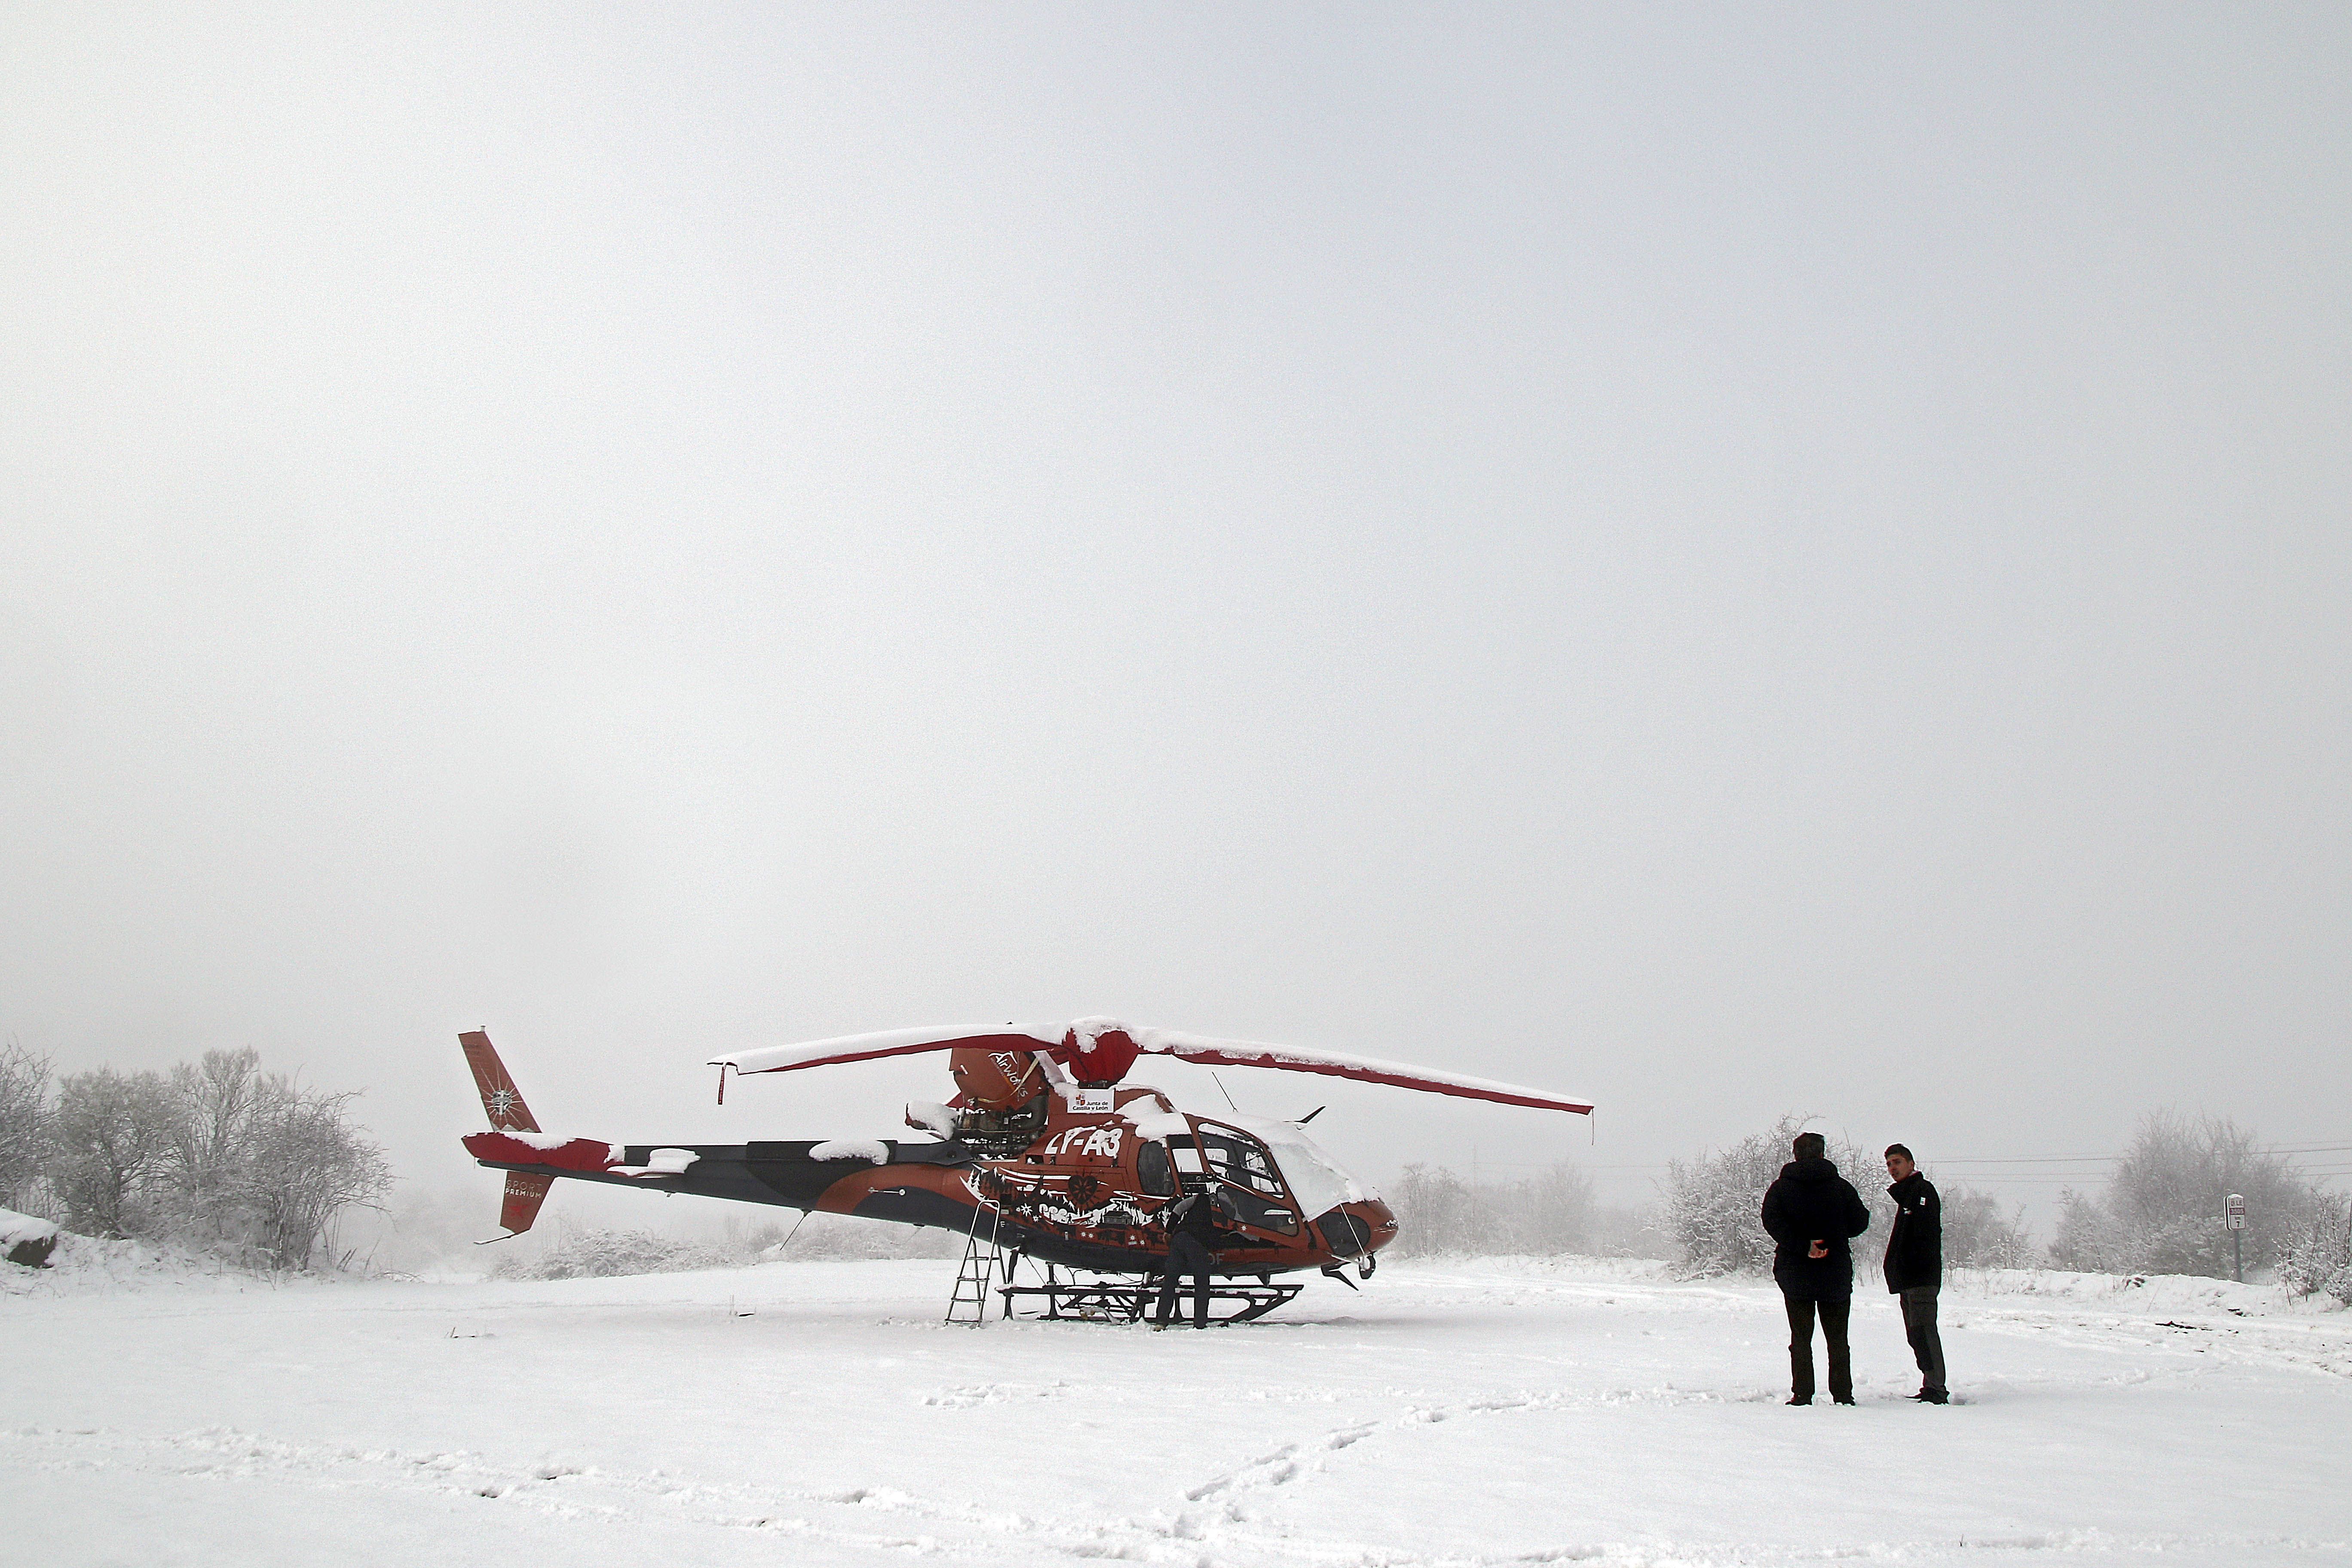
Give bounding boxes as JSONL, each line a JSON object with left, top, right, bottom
{"left": 1760, "top": 1131, "right": 1873, "bottom": 1404}
{"left": 1154, "top": 1183, "right": 1237, "bottom": 1329}
{"left": 1883, "top": 1143, "right": 1948, "bottom": 1403}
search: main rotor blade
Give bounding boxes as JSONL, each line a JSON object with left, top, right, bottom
{"left": 712, "top": 1018, "right": 1594, "bottom": 1117}
{"left": 714, "top": 1024, "right": 1063, "bottom": 1076}
{"left": 1125, "top": 1027, "right": 1592, "bottom": 1115}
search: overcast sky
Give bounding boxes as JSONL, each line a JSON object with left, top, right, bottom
{"left": 4, "top": 5, "right": 2346, "bottom": 1219}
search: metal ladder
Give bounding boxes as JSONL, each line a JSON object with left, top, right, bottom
{"left": 944, "top": 1199, "right": 1002, "bottom": 1326}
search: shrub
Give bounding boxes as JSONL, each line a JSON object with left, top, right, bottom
{"left": 2278, "top": 1201, "right": 2352, "bottom": 1305}
{"left": 494, "top": 1228, "right": 733, "bottom": 1280}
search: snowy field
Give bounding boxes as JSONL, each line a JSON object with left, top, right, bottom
{"left": 6, "top": 1250, "right": 2349, "bottom": 1568}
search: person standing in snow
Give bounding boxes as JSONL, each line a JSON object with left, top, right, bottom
{"left": 1153, "top": 1182, "right": 1237, "bottom": 1329}
{"left": 1760, "top": 1130, "right": 1873, "bottom": 1405}
{"left": 1882, "top": 1143, "right": 1948, "bottom": 1403}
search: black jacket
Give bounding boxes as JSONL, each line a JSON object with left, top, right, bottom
{"left": 1162, "top": 1189, "right": 1237, "bottom": 1246}
{"left": 1883, "top": 1170, "right": 1942, "bottom": 1292}
{"left": 1760, "top": 1158, "right": 1872, "bottom": 1298}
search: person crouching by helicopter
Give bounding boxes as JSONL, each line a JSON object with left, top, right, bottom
{"left": 1154, "top": 1182, "right": 1239, "bottom": 1329}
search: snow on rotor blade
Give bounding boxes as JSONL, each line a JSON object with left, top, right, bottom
{"left": 714, "top": 1023, "right": 1064, "bottom": 1075}
{"left": 1128, "top": 1027, "right": 1593, "bottom": 1115}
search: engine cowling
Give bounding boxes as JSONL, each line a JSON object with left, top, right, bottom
{"left": 947, "top": 1044, "right": 1045, "bottom": 1112}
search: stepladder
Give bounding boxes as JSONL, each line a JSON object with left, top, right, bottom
{"left": 945, "top": 1200, "right": 1002, "bottom": 1325}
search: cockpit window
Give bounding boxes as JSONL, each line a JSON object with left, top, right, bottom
{"left": 1194, "top": 1123, "right": 1287, "bottom": 1198}
{"left": 1136, "top": 1140, "right": 1175, "bottom": 1197}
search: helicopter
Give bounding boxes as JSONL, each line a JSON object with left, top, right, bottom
{"left": 459, "top": 1017, "right": 1591, "bottom": 1322}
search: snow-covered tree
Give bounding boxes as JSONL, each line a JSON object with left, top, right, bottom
{"left": 1388, "top": 1162, "right": 1493, "bottom": 1256}
{"left": 239, "top": 1078, "right": 391, "bottom": 1268}
{"left": 1939, "top": 1185, "right": 2034, "bottom": 1268}
{"left": 1384, "top": 1161, "right": 1642, "bottom": 1258}
{"left": 2049, "top": 1113, "right": 2319, "bottom": 1279}
{"left": 0, "top": 1039, "right": 51, "bottom": 1211}
{"left": 50, "top": 1066, "right": 185, "bottom": 1237}
{"left": 39, "top": 1047, "right": 389, "bottom": 1268}
{"left": 156, "top": 1049, "right": 391, "bottom": 1268}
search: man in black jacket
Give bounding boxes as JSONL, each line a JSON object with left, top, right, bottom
{"left": 1760, "top": 1131, "right": 1873, "bottom": 1404}
{"left": 1883, "top": 1143, "right": 1948, "bottom": 1403}
{"left": 1153, "top": 1183, "right": 1237, "bottom": 1329}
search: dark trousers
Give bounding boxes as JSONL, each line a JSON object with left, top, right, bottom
{"left": 1899, "top": 1285, "right": 1946, "bottom": 1394}
{"left": 1782, "top": 1291, "right": 1853, "bottom": 1402}
{"left": 1155, "top": 1234, "right": 1213, "bottom": 1326}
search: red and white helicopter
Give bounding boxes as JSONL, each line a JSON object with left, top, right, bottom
{"left": 461, "top": 1017, "right": 1590, "bottom": 1321}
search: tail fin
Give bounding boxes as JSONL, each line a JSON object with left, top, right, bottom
{"left": 498, "top": 1172, "right": 554, "bottom": 1236}
{"left": 460, "top": 1030, "right": 551, "bottom": 1235}
{"left": 460, "top": 1029, "right": 542, "bottom": 1133}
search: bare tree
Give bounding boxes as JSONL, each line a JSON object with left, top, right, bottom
{"left": 243, "top": 1078, "right": 391, "bottom": 1268}
{"left": 165, "top": 1047, "right": 270, "bottom": 1247}
{"left": 0, "top": 1039, "right": 51, "bottom": 1211}
{"left": 1938, "top": 1185, "right": 2034, "bottom": 1268}
{"left": 1492, "top": 1161, "right": 1601, "bottom": 1256}
{"left": 50, "top": 1067, "right": 186, "bottom": 1237}
{"left": 1387, "top": 1163, "right": 1493, "bottom": 1256}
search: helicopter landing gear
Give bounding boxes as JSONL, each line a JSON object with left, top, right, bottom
{"left": 995, "top": 1262, "right": 1305, "bottom": 1324}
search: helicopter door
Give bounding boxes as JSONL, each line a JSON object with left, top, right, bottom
{"left": 1192, "top": 1123, "right": 1302, "bottom": 1237}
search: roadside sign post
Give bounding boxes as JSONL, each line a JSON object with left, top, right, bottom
{"left": 2226, "top": 1193, "right": 2246, "bottom": 1282}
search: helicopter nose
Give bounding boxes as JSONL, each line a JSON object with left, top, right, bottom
{"left": 1311, "top": 1198, "right": 1398, "bottom": 1259}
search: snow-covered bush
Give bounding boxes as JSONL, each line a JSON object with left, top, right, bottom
{"left": 2277, "top": 1201, "right": 2352, "bottom": 1305}
{"left": 2048, "top": 1113, "right": 2319, "bottom": 1280}
{"left": 1663, "top": 1115, "right": 1875, "bottom": 1278}
{"left": 493, "top": 1228, "right": 735, "bottom": 1279}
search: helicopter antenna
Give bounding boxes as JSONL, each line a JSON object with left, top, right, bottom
{"left": 1212, "top": 1072, "right": 1239, "bottom": 1112}
{"left": 1297, "top": 1106, "right": 1325, "bottom": 1124}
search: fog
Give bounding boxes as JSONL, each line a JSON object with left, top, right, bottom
{"left": 5, "top": 6, "right": 2346, "bottom": 1228}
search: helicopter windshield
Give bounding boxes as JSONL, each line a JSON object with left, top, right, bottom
{"left": 1219, "top": 1114, "right": 1368, "bottom": 1222}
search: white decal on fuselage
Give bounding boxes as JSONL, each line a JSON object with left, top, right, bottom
{"left": 1039, "top": 1123, "right": 1125, "bottom": 1162}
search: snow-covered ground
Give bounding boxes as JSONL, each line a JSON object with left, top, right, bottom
{"left": 5, "top": 1250, "right": 2348, "bottom": 1567}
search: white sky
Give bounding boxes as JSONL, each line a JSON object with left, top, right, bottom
{"left": 4, "top": 5, "right": 2347, "bottom": 1217}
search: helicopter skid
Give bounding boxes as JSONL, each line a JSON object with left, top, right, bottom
{"left": 997, "top": 1271, "right": 1304, "bottom": 1326}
